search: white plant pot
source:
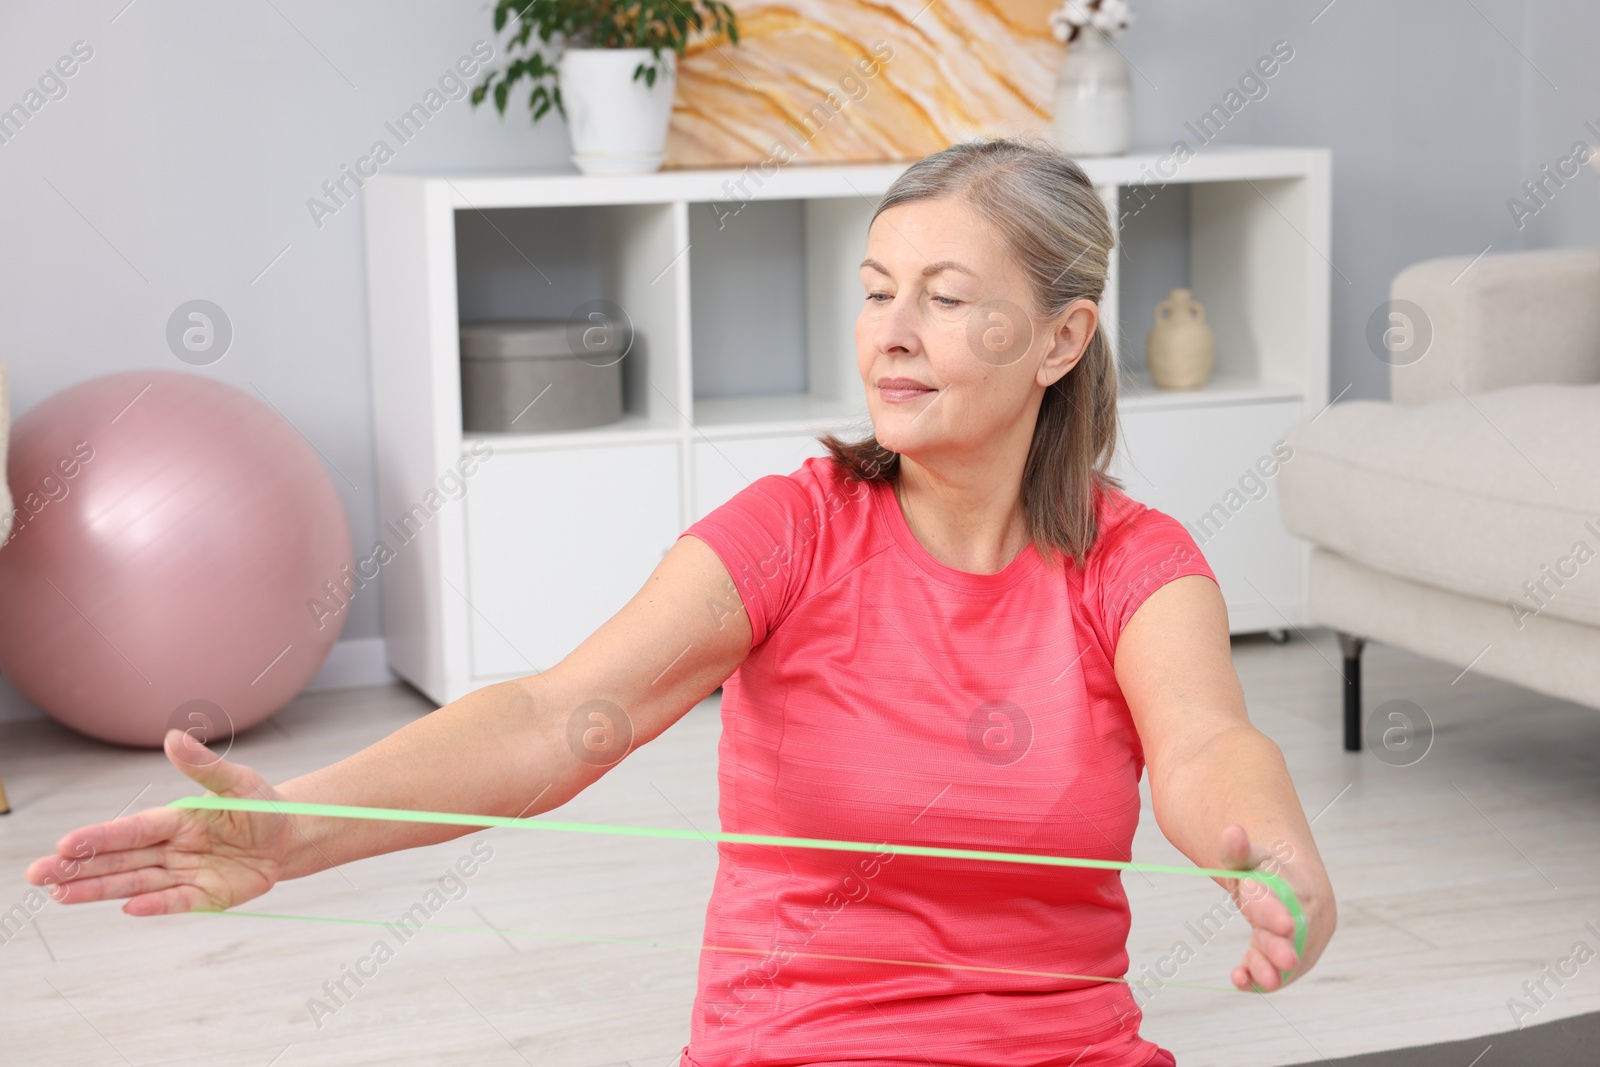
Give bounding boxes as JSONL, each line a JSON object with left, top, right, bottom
{"left": 558, "top": 47, "right": 677, "bottom": 176}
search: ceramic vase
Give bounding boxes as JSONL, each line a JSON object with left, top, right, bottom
{"left": 1146, "top": 288, "right": 1215, "bottom": 390}
{"left": 1052, "top": 26, "right": 1132, "bottom": 157}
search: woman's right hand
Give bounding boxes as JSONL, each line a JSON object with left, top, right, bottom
{"left": 23, "top": 728, "right": 298, "bottom": 916}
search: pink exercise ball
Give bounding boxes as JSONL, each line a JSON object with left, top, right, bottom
{"left": 0, "top": 370, "right": 353, "bottom": 747}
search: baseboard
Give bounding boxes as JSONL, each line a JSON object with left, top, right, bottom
{"left": 0, "top": 637, "right": 397, "bottom": 724}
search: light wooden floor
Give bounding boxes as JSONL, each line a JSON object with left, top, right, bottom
{"left": 2, "top": 627, "right": 1597, "bottom": 1067}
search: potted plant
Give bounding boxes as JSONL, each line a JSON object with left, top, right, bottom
{"left": 471, "top": 0, "right": 740, "bottom": 175}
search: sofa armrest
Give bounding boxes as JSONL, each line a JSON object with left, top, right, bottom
{"left": 1389, "top": 247, "right": 1600, "bottom": 405}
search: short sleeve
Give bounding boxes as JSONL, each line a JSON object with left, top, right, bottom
{"left": 677, "top": 467, "right": 835, "bottom": 647}
{"left": 1089, "top": 498, "right": 1218, "bottom": 659}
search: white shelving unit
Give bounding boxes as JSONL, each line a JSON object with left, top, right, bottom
{"left": 364, "top": 147, "right": 1331, "bottom": 705}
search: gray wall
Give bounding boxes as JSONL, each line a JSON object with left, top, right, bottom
{"left": 0, "top": 1, "right": 1593, "bottom": 664}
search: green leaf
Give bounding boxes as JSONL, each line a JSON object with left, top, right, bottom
{"left": 477, "top": 0, "right": 742, "bottom": 70}
{"left": 494, "top": 80, "right": 509, "bottom": 114}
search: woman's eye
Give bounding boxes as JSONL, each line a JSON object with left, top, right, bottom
{"left": 864, "top": 291, "right": 961, "bottom": 307}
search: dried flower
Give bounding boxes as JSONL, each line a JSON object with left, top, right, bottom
{"left": 1050, "top": 0, "right": 1135, "bottom": 43}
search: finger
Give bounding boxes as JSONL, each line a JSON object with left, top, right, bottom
{"left": 40, "top": 805, "right": 186, "bottom": 868}
{"left": 124, "top": 883, "right": 224, "bottom": 917}
{"left": 1243, "top": 885, "right": 1295, "bottom": 937}
{"left": 164, "top": 728, "right": 257, "bottom": 797}
{"left": 1231, "top": 960, "right": 1273, "bottom": 992}
{"left": 38, "top": 846, "right": 174, "bottom": 887}
{"left": 1218, "top": 823, "right": 1255, "bottom": 869}
{"left": 24, "top": 854, "right": 81, "bottom": 889}
{"left": 48, "top": 866, "right": 183, "bottom": 906}
{"left": 26, "top": 851, "right": 113, "bottom": 892}
{"left": 1245, "top": 945, "right": 1284, "bottom": 992}
{"left": 1219, "top": 823, "right": 1276, "bottom": 875}
{"left": 1250, "top": 926, "right": 1300, "bottom": 972}
{"left": 26, "top": 821, "right": 162, "bottom": 886}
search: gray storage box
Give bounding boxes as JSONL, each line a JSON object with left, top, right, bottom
{"left": 459, "top": 318, "right": 626, "bottom": 433}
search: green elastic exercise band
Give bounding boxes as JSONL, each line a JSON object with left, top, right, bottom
{"left": 168, "top": 795, "right": 1307, "bottom": 989}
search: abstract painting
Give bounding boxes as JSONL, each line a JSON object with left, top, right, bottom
{"left": 664, "top": 0, "right": 1065, "bottom": 168}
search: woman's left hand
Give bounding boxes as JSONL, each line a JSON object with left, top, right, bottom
{"left": 1216, "top": 823, "right": 1305, "bottom": 992}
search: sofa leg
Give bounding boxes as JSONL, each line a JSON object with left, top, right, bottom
{"left": 1335, "top": 631, "right": 1365, "bottom": 752}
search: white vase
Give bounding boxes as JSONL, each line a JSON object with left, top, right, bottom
{"left": 557, "top": 47, "right": 677, "bottom": 175}
{"left": 1052, "top": 26, "right": 1131, "bottom": 157}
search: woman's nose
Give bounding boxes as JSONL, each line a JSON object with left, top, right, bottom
{"left": 870, "top": 294, "right": 921, "bottom": 356}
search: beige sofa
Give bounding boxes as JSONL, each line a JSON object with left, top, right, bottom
{"left": 1278, "top": 248, "right": 1600, "bottom": 751}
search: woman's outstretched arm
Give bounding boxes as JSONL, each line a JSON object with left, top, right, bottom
{"left": 1115, "top": 573, "right": 1338, "bottom": 992}
{"left": 24, "top": 534, "right": 752, "bottom": 915}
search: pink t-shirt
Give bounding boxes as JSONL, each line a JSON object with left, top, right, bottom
{"left": 675, "top": 454, "right": 1213, "bottom": 1067}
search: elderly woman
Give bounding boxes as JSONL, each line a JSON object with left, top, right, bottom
{"left": 28, "top": 137, "right": 1334, "bottom": 1067}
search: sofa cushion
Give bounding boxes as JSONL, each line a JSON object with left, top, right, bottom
{"left": 1278, "top": 383, "right": 1600, "bottom": 629}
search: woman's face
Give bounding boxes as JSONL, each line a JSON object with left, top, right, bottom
{"left": 855, "top": 196, "right": 1095, "bottom": 465}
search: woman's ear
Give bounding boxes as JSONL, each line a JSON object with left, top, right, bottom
{"left": 1038, "top": 298, "right": 1099, "bottom": 388}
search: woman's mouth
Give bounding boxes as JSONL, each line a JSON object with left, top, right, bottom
{"left": 878, "top": 378, "right": 935, "bottom": 403}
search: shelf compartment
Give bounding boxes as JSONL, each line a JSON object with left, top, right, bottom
{"left": 1114, "top": 175, "right": 1321, "bottom": 393}
{"left": 454, "top": 200, "right": 689, "bottom": 438}
{"left": 681, "top": 189, "right": 878, "bottom": 435}
{"left": 689, "top": 198, "right": 809, "bottom": 401}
